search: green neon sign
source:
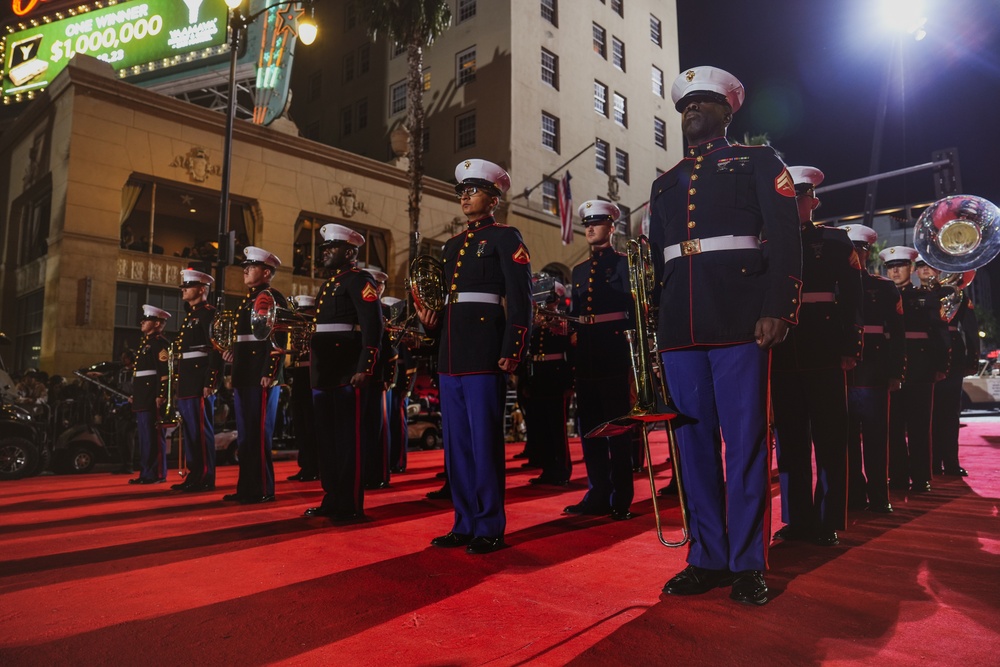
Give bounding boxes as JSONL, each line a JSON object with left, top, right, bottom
{"left": 3, "top": 0, "right": 229, "bottom": 99}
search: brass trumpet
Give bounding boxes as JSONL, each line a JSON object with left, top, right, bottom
{"left": 532, "top": 302, "right": 583, "bottom": 325}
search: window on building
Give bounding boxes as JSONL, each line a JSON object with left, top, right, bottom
{"left": 456, "top": 46, "right": 476, "bottom": 86}
{"left": 542, "top": 112, "right": 560, "bottom": 152}
{"left": 356, "top": 99, "right": 368, "bottom": 130}
{"left": 611, "top": 0, "right": 624, "bottom": 18}
{"left": 593, "top": 23, "right": 606, "bottom": 58}
{"left": 654, "top": 117, "right": 666, "bottom": 149}
{"left": 541, "top": 0, "right": 557, "bottom": 26}
{"left": 345, "top": 1, "right": 357, "bottom": 30}
{"left": 542, "top": 179, "right": 558, "bottom": 215}
{"left": 342, "top": 106, "right": 353, "bottom": 136}
{"left": 595, "top": 138, "right": 609, "bottom": 174}
{"left": 343, "top": 52, "right": 355, "bottom": 83}
{"left": 594, "top": 80, "right": 608, "bottom": 116}
{"left": 307, "top": 71, "right": 321, "bottom": 102}
{"left": 650, "top": 14, "right": 662, "bottom": 46}
{"left": 541, "top": 48, "right": 559, "bottom": 89}
{"left": 458, "top": 0, "right": 476, "bottom": 22}
{"left": 14, "top": 186, "right": 51, "bottom": 264}
{"left": 652, "top": 65, "right": 664, "bottom": 97}
{"left": 392, "top": 42, "right": 406, "bottom": 58}
{"left": 390, "top": 80, "right": 406, "bottom": 115}
{"left": 615, "top": 148, "right": 630, "bottom": 184}
{"left": 611, "top": 37, "right": 625, "bottom": 71}
{"left": 14, "top": 290, "right": 43, "bottom": 371}
{"left": 457, "top": 111, "right": 476, "bottom": 148}
{"left": 613, "top": 92, "right": 627, "bottom": 127}
{"left": 359, "top": 43, "right": 370, "bottom": 74}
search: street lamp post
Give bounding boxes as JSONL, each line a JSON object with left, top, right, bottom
{"left": 215, "top": 0, "right": 316, "bottom": 305}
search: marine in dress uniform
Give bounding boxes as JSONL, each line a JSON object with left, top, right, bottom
{"left": 519, "top": 279, "right": 573, "bottom": 487}
{"left": 564, "top": 201, "right": 636, "bottom": 517}
{"left": 772, "top": 166, "right": 864, "bottom": 546}
{"left": 416, "top": 159, "right": 533, "bottom": 555}
{"left": 286, "top": 295, "right": 319, "bottom": 482}
{"left": 881, "top": 247, "right": 951, "bottom": 493}
{"left": 383, "top": 296, "right": 416, "bottom": 474}
{"left": 651, "top": 67, "right": 802, "bottom": 606}
{"left": 362, "top": 268, "right": 394, "bottom": 490}
{"left": 222, "top": 246, "right": 287, "bottom": 504}
{"left": 915, "top": 261, "right": 979, "bottom": 477}
{"left": 303, "top": 225, "right": 384, "bottom": 521}
{"left": 841, "top": 225, "right": 905, "bottom": 514}
{"left": 170, "top": 270, "right": 223, "bottom": 493}
{"left": 128, "top": 305, "right": 171, "bottom": 485}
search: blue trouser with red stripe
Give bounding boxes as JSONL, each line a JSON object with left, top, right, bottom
{"left": 313, "top": 385, "right": 365, "bottom": 516}
{"left": 440, "top": 373, "right": 506, "bottom": 539}
{"left": 178, "top": 395, "right": 215, "bottom": 485}
{"left": 135, "top": 410, "right": 167, "bottom": 482}
{"left": 662, "top": 343, "right": 771, "bottom": 573}
{"left": 234, "top": 385, "right": 279, "bottom": 499}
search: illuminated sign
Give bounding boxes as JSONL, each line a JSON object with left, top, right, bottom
{"left": 2, "top": 0, "right": 228, "bottom": 100}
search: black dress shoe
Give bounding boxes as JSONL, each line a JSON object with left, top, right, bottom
{"left": 222, "top": 493, "right": 243, "bottom": 502}
{"left": 466, "top": 536, "right": 506, "bottom": 554}
{"left": 390, "top": 467, "right": 405, "bottom": 474}
{"left": 911, "top": 480, "right": 932, "bottom": 493}
{"left": 426, "top": 487, "right": 451, "bottom": 500}
{"left": 303, "top": 506, "right": 332, "bottom": 517}
{"left": 435, "top": 471, "right": 448, "bottom": 479}
{"left": 943, "top": 466, "right": 968, "bottom": 477}
{"left": 171, "top": 480, "right": 194, "bottom": 490}
{"left": 127, "top": 477, "right": 148, "bottom": 485}
{"left": 869, "top": 501, "right": 893, "bottom": 514}
{"left": 431, "top": 532, "right": 473, "bottom": 548}
{"left": 773, "top": 524, "right": 812, "bottom": 542}
{"left": 520, "top": 461, "right": 542, "bottom": 469}
{"left": 286, "top": 473, "right": 305, "bottom": 481}
{"left": 663, "top": 565, "right": 733, "bottom": 596}
{"left": 512, "top": 450, "right": 529, "bottom": 459}
{"left": 528, "top": 476, "right": 569, "bottom": 487}
{"left": 563, "top": 502, "right": 609, "bottom": 516}
{"left": 364, "top": 481, "right": 390, "bottom": 490}
{"left": 730, "top": 570, "right": 769, "bottom": 605}
{"left": 239, "top": 495, "right": 275, "bottom": 504}
{"left": 610, "top": 509, "right": 634, "bottom": 521}
{"left": 182, "top": 481, "right": 215, "bottom": 493}
{"left": 814, "top": 530, "right": 840, "bottom": 546}
{"left": 658, "top": 482, "right": 678, "bottom": 497}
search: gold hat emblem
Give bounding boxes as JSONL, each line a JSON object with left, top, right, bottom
{"left": 890, "top": 248, "right": 896, "bottom": 254}
{"left": 464, "top": 160, "right": 472, "bottom": 169}
{"left": 586, "top": 202, "right": 593, "bottom": 208}
{"left": 685, "top": 70, "right": 696, "bottom": 82}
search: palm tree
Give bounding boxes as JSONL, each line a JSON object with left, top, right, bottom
{"left": 359, "top": 0, "right": 452, "bottom": 264}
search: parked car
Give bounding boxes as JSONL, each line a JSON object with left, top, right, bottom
{"left": 962, "top": 358, "right": 1000, "bottom": 411}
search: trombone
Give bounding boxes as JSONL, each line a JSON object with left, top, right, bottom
{"left": 586, "top": 235, "right": 689, "bottom": 548}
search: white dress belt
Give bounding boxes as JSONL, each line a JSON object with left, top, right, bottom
{"left": 663, "top": 235, "right": 761, "bottom": 263}
{"left": 863, "top": 325, "right": 885, "bottom": 334}
{"left": 235, "top": 334, "right": 259, "bottom": 342}
{"left": 445, "top": 292, "right": 502, "bottom": 305}
{"left": 905, "top": 331, "right": 929, "bottom": 339}
{"left": 315, "top": 323, "right": 360, "bottom": 333}
{"left": 134, "top": 370, "right": 157, "bottom": 377}
{"left": 181, "top": 351, "right": 208, "bottom": 359}
{"left": 578, "top": 311, "right": 629, "bottom": 325}
{"left": 801, "top": 292, "right": 836, "bottom": 303}
{"left": 532, "top": 353, "right": 566, "bottom": 362}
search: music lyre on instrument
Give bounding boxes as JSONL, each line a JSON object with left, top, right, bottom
{"left": 585, "top": 235, "right": 690, "bottom": 548}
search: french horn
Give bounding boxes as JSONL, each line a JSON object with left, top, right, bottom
{"left": 407, "top": 255, "right": 446, "bottom": 313}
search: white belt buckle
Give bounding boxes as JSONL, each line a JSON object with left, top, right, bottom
{"left": 680, "top": 239, "right": 702, "bottom": 257}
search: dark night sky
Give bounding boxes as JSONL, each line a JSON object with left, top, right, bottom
{"left": 676, "top": 0, "right": 1000, "bottom": 220}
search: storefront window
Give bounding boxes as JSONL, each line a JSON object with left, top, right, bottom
{"left": 14, "top": 290, "right": 44, "bottom": 371}
{"left": 12, "top": 179, "right": 51, "bottom": 265}
{"left": 119, "top": 178, "right": 256, "bottom": 270}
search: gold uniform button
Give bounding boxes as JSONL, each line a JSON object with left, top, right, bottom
{"left": 692, "top": 174, "right": 699, "bottom": 181}
{"left": 467, "top": 233, "right": 475, "bottom": 239}
{"left": 689, "top": 188, "right": 696, "bottom": 195}
{"left": 459, "top": 249, "right": 465, "bottom": 255}
{"left": 696, "top": 156, "right": 704, "bottom": 163}
{"left": 688, "top": 221, "right": 696, "bottom": 228}
{"left": 694, "top": 164, "right": 702, "bottom": 170}
{"left": 688, "top": 204, "right": 696, "bottom": 211}
{"left": 587, "top": 296, "right": 593, "bottom": 302}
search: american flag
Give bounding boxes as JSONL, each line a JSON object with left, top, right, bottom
{"left": 558, "top": 171, "right": 573, "bottom": 245}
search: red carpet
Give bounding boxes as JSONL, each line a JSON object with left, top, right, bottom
{"left": 1, "top": 423, "right": 998, "bottom": 666}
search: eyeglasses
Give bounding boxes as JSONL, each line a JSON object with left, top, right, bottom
{"left": 457, "top": 186, "right": 482, "bottom": 199}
